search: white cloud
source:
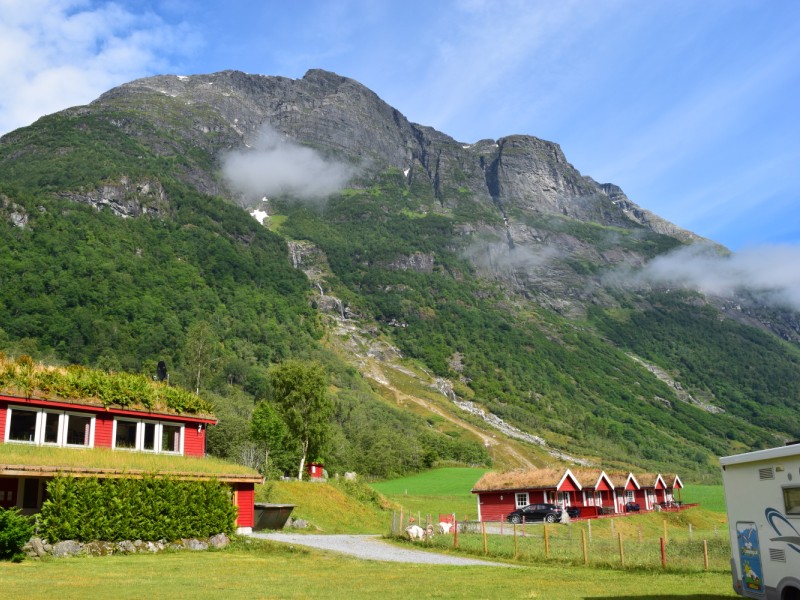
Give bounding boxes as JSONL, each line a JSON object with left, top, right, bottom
{"left": 0, "top": 0, "right": 197, "bottom": 136}
{"left": 609, "top": 243, "right": 800, "bottom": 311}
{"left": 221, "top": 125, "right": 357, "bottom": 203}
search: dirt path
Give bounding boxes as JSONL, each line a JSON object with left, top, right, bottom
{"left": 249, "top": 533, "right": 513, "bottom": 567}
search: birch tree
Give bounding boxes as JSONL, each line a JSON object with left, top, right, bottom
{"left": 269, "top": 360, "right": 331, "bottom": 480}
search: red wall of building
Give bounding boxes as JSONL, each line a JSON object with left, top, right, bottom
{"left": 0, "top": 402, "right": 7, "bottom": 443}
{"left": 183, "top": 424, "right": 206, "bottom": 457}
{"left": 235, "top": 483, "right": 255, "bottom": 528}
{"left": 476, "top": 492, "right": 521, "bottom": 521}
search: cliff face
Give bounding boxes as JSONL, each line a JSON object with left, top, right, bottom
{"left": 95, "top": 69, "right": 700, "bottom": 240}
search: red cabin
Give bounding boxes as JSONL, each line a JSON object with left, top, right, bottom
{"left": 472, "top": 467, "right": 683, "bottom": 521}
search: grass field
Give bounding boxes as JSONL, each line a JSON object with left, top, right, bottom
{"left": 0, "top": 538, "right": 738, "bottom": 599}
{"left": 681, "top": 485, "right": 726, "bottom": 513}
{"left": 369, "top": 467, "right": 487, "bottom": 521}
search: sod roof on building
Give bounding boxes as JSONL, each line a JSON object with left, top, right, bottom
{"left": 0, "top": 445, "right": 261, "bottom": 483}
{"left": 0, "top": 354, "right": 214, "bottom": 418}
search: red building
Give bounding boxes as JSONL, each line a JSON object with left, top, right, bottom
{"left": 1, "top": 391, "right": 262, "bottom": 534}
{"left": 472, "top": 467, "right": 683, "bottom": 521}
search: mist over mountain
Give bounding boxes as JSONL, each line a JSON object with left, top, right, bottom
{"left": 1, "top": 68, "right": 799, "bottom": 480}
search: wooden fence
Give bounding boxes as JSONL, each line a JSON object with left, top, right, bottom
{"left": 391, "top": 512, "right": 729, "bottom": 572}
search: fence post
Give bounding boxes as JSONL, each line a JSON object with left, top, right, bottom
{"left": 544, "top": 524, "right": 550, "bottom": 559}
{"left": 703, "top": 540, "right": 709, "bottom": 571}
{"left": 663, "top": 520, "right": 668, "bottom": 544}
{"left": 618, "top": 532, "right": 624, "bottom": 567}
{"left": 581, "top": 528, "right": 588, "bottom": 565}
{"left": 638, "top": 524, "right": 643, "bottom": 544}
{"left": 660, "top": 537, "right": 667, "bottom": 568}
{"left": 400, "top": 508, "right": 403, "bottom": 528}
{"left": 454, "top": 519, "right": 459, "bottom": 548}
{"left": 689, "top": 523, "right": 693, "bottom": 544}
{"left": 482, "top": 521, "right": 488, "bottom": 555}
{"left": 513, "top": 523, "right": 518, "bottom": 559}
{"left": 610, "top": 519, "right": 615, "bottom": 540}
{"left": 587, "top": 519, "right": 592, "bottom": 542}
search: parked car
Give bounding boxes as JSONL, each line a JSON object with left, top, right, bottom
{"left": 507, "top": 503, "right": 568, "bottom": 524}
{"left": 624, "top": 501, "right": 641, "bottom": 512}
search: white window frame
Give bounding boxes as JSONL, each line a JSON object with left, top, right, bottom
{"left": 515, "top": 492, "right": 529, "bottom": 509}
{"left": 626, "top": 490, "right": 635, "bottom": 503}
{"left": 111, "top": 418, "right": 184, "bottom": 454}
{"left": 4, "top": 406, "right": 95, "bottom": 448}
{"left": 557, "top": 491, "right": 571, "bottom": 507}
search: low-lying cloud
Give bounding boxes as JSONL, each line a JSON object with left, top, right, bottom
{"left": 221, "top": 125, "right": 356, "bottom": 203}
{"left": 463, "top": 241, "right": 558, "bottom": 274}
{"left": 608, "top": 243, "right": 800, "bottom": 311}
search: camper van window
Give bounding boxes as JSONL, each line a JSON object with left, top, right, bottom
{"left": 783, "top": 487, "right": 800, "bottom": 515}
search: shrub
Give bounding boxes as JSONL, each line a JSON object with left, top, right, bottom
{"left": 0, "top": 507, "right": 33, "bottom": 562}
{"left": 39, "top": 475, "right": 237, "bottom": 542}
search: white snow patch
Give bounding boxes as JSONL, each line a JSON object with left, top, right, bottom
{"left": 462, "top": 145, "right": 472, "bottom": 149}
{"left": 176, "top": 75, "right": 188, "bottom": 81}
{"left": 403, "top": 168, "right": 410, "bottom": 178}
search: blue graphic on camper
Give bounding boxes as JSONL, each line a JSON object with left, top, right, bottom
{"left": 766, "top": 507, "right": 800, "bottom": 554}
{"left": 736, "top": 522, "right": 764, "bottom": 594}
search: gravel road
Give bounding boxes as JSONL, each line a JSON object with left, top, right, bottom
{"left": 249, "top": 533, "right": 513, "bottom": 567}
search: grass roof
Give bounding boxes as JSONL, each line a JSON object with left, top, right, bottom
{"left": 0, "top": 354, "right": 214, "bottom": 418}
{"left": 473, "top": 467, "right": 674, "bottom": 492}
{"left": 0, "top": 444, "right": 260, "bottom": 482}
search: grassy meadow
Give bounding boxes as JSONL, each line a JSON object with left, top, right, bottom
{"left": 0, "top": 538, "right": 738, "bottom": 599}
{"left": 369, "top": 467, "right": 487, "bottom": 521}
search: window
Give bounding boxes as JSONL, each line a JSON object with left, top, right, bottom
{"left": 515, "top": 493, "right": 529, "bottom": 508}
{"left": 22, "top": 478, "right": 40, "bottom": 509}
{"left": 42, "top": 412, "right": 61, "bottom": 444}
{"left": 557, "top": 491, "right": 571, "bottom": 507}
{"left": 5, "top": 407, "right": 94, "bottom": 448}
{"left": 626, "top": 490, "right": 635, "bottom": 502}
{"left": 113, "top": 419, "right": 183, "bottom": 454}
{"left": 161, "top": 424, "right": 181, "bottom": 453}
{"left": 8, "top": 409, "right": 37, "bottom": 442}
{"left": 784, "top": 487, "right": 800, "bottom": 515}
{"left": 65, "top": 414, "right": 92, "bottom": 446}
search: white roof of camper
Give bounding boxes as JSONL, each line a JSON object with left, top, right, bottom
{"left": 720, "top": 444, "right": 800, "bottom": 466}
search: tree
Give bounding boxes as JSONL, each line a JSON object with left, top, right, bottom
{"left": 269, "top": 360, "right": 331, "bottom": 480}
{"left": 250, "top": 400, "right": 288, "bottom": 477}
{"left": 184, "top": 321, "right": 220, "bottom": 394}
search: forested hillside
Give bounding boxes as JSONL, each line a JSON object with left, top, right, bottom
{"left": 1, "top": 69, "right": 797, "bottom": 481}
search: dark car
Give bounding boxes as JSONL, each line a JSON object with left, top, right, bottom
{"left": 507, "top": 503, "right": 572, "bottom": 524}
{"left": 624, "top": 501, "right": 641, "bottom": 512}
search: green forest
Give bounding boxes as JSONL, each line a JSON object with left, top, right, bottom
{"left": 0, "top": 99, "right": 797, "bottom": 482}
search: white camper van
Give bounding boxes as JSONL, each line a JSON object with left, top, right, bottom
{"left": 721, "top": 444, "right": 800, "bottom": 600}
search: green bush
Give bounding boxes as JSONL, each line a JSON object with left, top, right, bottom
{"left": 38, "top": 475, "right": 237, "bottom": 542}
{"left": 0, "top": 507, "right": 33, "bottom": 562}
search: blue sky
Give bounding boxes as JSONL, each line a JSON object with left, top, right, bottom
{"left": 1, "top": 0, "right": 799, "bottom": 251}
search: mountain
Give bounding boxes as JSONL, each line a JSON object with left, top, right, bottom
{"left": 1, "top": 68, "right": 799, "bottom": 481}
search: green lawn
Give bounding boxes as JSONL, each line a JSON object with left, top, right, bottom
{"left": 681, "top": 484, "right": 726, "bottom": 513}
{"left": 370, "top": 467, "right": 487, "bottom": 521}
{"left": 0, "top": 538, "right": 738, "bottom": 599}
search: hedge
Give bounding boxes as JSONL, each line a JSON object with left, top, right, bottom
{"left": 38, "top": 475, "right": 237, "bottom": 542}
